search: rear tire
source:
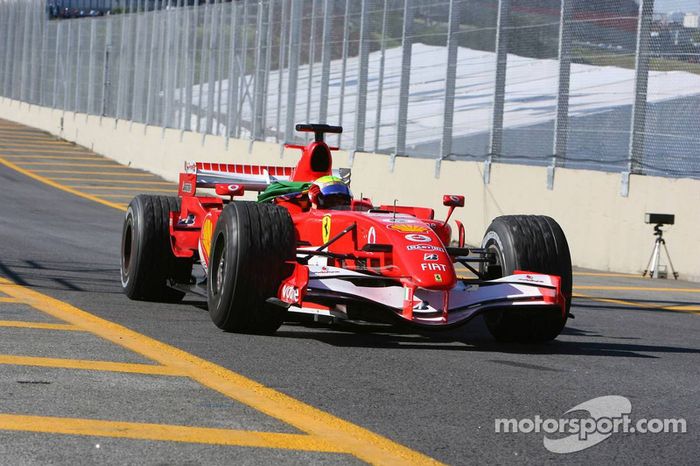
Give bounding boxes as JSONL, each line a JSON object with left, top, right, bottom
{"left": 207, "top": 201, "right": 295, "bottom": 334}
{"left": 120, "top": 195, "right": 192, "bottom": 302}
{"left": 480, "top": 215, "right": 572, "bottom": 342}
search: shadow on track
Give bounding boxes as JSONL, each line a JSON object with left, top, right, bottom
{"left": 0, "top": 258, "right": 122, "bottom": 294}
{"left": 273, "top": 318, "right": 700, "bottom": 359}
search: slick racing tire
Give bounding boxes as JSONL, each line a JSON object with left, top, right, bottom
{"left": 207, "top": 201, "right": 295, "bottom": 334}
{"left": 480, "top": 215, "right": 572, "bottom": 342}
{"left": 120, "top": 195, "right": 193, "bottom": 302}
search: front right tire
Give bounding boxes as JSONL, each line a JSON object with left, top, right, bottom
{"left": 120, "top": 194, "right": 192, "bottom": 302}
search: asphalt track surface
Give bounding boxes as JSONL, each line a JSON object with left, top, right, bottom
{"left": 0, "top": 119, "right": 698, "bottom": 465}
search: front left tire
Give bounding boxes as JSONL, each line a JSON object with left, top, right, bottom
{"left": 207, "top": 201, "right": 296, "bottom": 334}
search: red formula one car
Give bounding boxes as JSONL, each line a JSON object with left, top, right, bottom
{"left": 120, "top": 124, "right": 572, "bottom": 342}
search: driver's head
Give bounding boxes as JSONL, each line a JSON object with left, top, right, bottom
{"left": 309, "top": 176, "right": 352, "bottom": 209}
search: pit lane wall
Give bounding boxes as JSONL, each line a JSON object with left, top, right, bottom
{"left": 2, "top": 98, "right": 699, "bottom": 282}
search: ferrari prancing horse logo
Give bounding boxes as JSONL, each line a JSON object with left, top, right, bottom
{"left": 322, "top": 215, "right": 332, "bottom": 243}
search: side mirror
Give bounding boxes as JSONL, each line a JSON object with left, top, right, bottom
{"left": 443, "top": 195, "right": 465, "bottom": 208}
{"left": 215, "top": 183, "right": 245, "bottom": 197}
{"left": 443, "top": 195, "right": 465, "bottom": 224}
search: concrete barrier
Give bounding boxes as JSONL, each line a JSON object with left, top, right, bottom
{"left": 2, "top": 97, "right": 698, "bottom": 281}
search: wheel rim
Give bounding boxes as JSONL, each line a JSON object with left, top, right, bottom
{"left": 210, "top": 233, "right": 226, "bottom": 298}
{"left": 215, "top": 251, "right": 225, "bottom": 296}
{"left": 483, "top": 242, "right": 504, "bottom": 279}
{"left": 120, "top": 216, "right": 133, "bottom": 285}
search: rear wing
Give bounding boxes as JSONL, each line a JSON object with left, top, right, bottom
{"left": 181, "top": 161, "right": 351, "bottom": 194}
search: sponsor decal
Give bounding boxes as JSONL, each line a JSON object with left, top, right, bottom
{"left": 177, "top": 213, "right": 196, "bottom": 226}
{"left": 200, "top": 216, "right": 214, "bottom": 258}
{"left": 421, "top": 263, "right": 447, "bottom": 272}
{"left": 517, "top": 274, "right": 547, "bottom": 284}
{"left": 406, "top": 244, "right": 445, "bottom": 252}
{"left": 321, "top": 215, "right": 332, "bottom": 244}
{"left": 424, "top": 253, "right": 438, "bottom": 261}
{"left": 387, "top": 224, "right": 429, "bottom": 233}
{"left": 434, "top": 274, "right": 443, "bottom": 282}
{"left": 367, "top": 227, "right": 376, "bottom": 244}
{"left": 184, "top": 161, "right": 197, "bottom": 173}
{"left": 281, "top": 284, "right": 299, "bottom": 303}
{"left": 182, "top": 182, "right": 193, "bottom": 194}
{"left": 404, "top": 234, "right": 432, "bottom": 243}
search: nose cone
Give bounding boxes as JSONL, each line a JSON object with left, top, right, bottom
{"left": 381, "top": 221, "right": 457, "bottom": 289}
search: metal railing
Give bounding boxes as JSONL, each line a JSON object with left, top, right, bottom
{"left": 1, "top": 0, "right": 699, "bottom": 191}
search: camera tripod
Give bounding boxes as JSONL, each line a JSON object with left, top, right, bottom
{"left": 642, "top": 224, "right": 678, "bottom": 279}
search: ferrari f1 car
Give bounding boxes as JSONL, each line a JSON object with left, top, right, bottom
{"left": 120, "top": 124, "right": 572, "bottom": 342}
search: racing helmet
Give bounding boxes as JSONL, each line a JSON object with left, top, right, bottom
{"left": 309, "top": 175, "right": 352, "bottom": 209}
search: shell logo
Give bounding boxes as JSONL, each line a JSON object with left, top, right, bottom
{"left": 200, "top": 216, "right": 213, "bottom": 259}
{"left": 387, "top": 224, "right": 429, "bottom": 233}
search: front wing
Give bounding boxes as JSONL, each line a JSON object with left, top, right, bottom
{"left": 276, "top": 265, "right": 565, "bottom": 328}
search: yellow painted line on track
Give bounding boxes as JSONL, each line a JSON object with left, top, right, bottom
{"left": 0, "top": 138, "right": 74, "bottom": 145}
{"left": 573, "top": 292, "right": 700, "bottom": 316}
{"left": 15, "top": 162, "right": 125, "bottom": 167}
{"left": 0, "top": 155, "right": 104, "bottom": 160}
{"left": 0, "top": 277, "right": 442, "bottom": 465}
{"left": 574, "top": 285, "right": 700, "bottom": 293}
{"left": 67, "top": 185, "right": 176, "bottom": 193}
{"left": 0, "top": 147, "right": 89, "bottom": 153}
{"left": 573, "top": 271, "right": 640, "bottom": 278}
{"left": 0, "top": 320, "right": 81, "bottom": 331}
{"left": 32, "top": 169, "right": 155, "bottom": 176}
{"left": 0, "top": 297, "right": 20, "bottom": 303}
{"left": 51, "top": 177, "right": 175, "bottom": 185}
{"left": 0, "top": 414, "right": 344, "bottom": 453}
{"left": 0, "top": 354, "right": 184, "bottom": 376}
{"left": 95, "top": 194, "right": 159, "bottom": 199}
{"left": 0, "top": 157, "right": 127, "bottom": 211}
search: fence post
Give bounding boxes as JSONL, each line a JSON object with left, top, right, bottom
{"left": 101, "top": 19, "right": 113, "bottom": 119}
{"left": 252, "top": 0, "right": 268, "bottom": 140}
{"left": 624, "top": 0, "right": 654, "bottom": 197}
{"left": 353, "top": 0, "right": 372, "bottom": 154}
{"left": 19, "top": 0, "right": 32, "bottom": 102}
{"left": 318, "top": 0, "right": 333, "bottom": 124}
{"left": 74, "top": 19, "right": 85, "bottom": 115}
{"left": 226, "top": 1, "right": 241, "bottom": 144}
{"left": 86, "top": 19, "right": 97, "bottom": 117}
{"left": 394, "top": 0, "right": 414, "bottom": 159}
{"left": 145, "top": 0, "right": 161, "bottom": 127}
{"left": 485, "top": 0, "right": 511, "bottom": 184}
{"left": 437, "top": 0, "right": 461, "bottom": 176}
{"left": 373, "top": 0, "right": 389, "bottom": 153}
{"left": 52, "top": 21, "right": 62, "bottom": 109}
{"left": 39, "top": 3, "right": 49, "bottom": 106}
{"left": 183, "top": 0, "right": 197, "bottom": 133}
{"left": 63, "top": 20, "right": 73, "bottom": 115}
{"left": 550, "top": 0, "right": 573, "bottom": 190}
{"left": 262, "top": 0, "right": 274, "bottom": 140}
{"left": 275, "top": 0, "right": 289, "bottom": 143}
{"left": 304, "top": 0, "right": 320, "bottom": 136}
{"left": 162, "top": 0, "right": 175, "bottom": 133}
{"left": 336, "top": 0, "right": 351, "bottom": 148}
{"left": 284, "top": 0, "right": 302, "bottom": 142}
{"left": 131, "top": 0, "right": 145, "bottom": 125}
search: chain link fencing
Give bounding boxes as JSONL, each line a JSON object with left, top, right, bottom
{"left": 1, "top": 0, "right": 698, "bottom": 181}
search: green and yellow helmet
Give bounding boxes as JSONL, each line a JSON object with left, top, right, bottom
{"left": 310, "top": 175, "right": 352, "bottom": 208}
